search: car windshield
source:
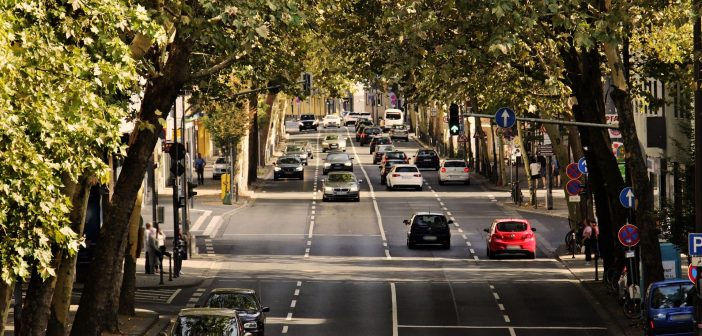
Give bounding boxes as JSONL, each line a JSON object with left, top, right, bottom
{"left": 173, "top": 315, "right": 239, "bottom": 336}
{"left": 215, "top": 158, "right": 227, "bottom": 164}
{"left": 651, "top": 284, "right": 695, "bottom": 309}
{"left": 286, "top": 146, "right": 302, "bottom": 152}
{"left": 328, "top": 173, "right": 355, "bottom": 182}
{"left": 327, "top": 154, "right": 349, "bottom": 161}
{"left": 413, "top": 215, "right": 448, "bottom": 229}
{"left": 278, "top": 157, "right": 300, "bottom": 164}
{"left": 395, "top": 166, "right": 418, "bottom": 173}
{"left": 496, "top": 222, "right": 528, "bottom": 232}
{"left": 386, "top": 112, "right": 402, "bottom": 120}
{"left": 205, "top": 293, "right": 258, "bottom": 311}
{"left": 325, "top": 135, "right": 339, "bottom": 140}
{"left": 300, "top": 115, "right": 315, "bottom": 120}
{"left": 385, "top": 152, "right": 406, "bottom": 159}
{"left": 444, "top": 161, "right": 466, "bottom": 167}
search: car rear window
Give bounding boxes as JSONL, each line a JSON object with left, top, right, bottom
{"left": 413, "top": 215, "right": 447, "bottom": 229}
{"left": 300, "top": 115, "right": 315, "bottom": 120}
{"left": 395, "top": 166, "right": 418, "bottom": 173}
{"left": 496, "top": 222, "right": 528, "bottom": 232}
{"left": 386, "top": 112, "right": 402, "bottom": 120}
{"left": 377, "top": 145, "right": 393, "bottom": 152}
{"left": 326, "top": 154, "right": 348, "bottom": 161}
{"left": 205, "top": 293, "right": 258, "bottom": 311}
{"left": 286, "top": 146, "right": 302, "bottom": 152}
{"left": 386, "top": 152, "right": 407, "bottom": 159}
{"left": 325, "top": 135, "right": 339, "bottom": 140}
{"left": 418, "top": 151, "right": 437, "bottom": 157}
{"left": 651, "top": 284, "right": 695, "bottom": 309}
{"left": 279, "top": 157, "right": 300, "bottom": 164}
{"left": 444, "top": 161, "right": 466, "bottom": 168}
{"left": 364, "top": 128, "right": 381, "bottom": 134}
{"left": 328, "top": 173, "right": 355, "bottom": 182}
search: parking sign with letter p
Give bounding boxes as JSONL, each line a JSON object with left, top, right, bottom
{"left": 689, "top": 233, "right": 702, "bottom": 256}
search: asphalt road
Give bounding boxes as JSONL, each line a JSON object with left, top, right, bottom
{"left": 171, "top": 125, "right": 614, "bottom": 336}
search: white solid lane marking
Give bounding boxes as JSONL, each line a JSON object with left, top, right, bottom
{"left": 385, "top": 249, "right": 391, "bottom": 259}
{"left": 167, "top": 289, "right": 182, "bottom": 304}
{"left": 391, "top": 282, "right": 398, "bottom": 336}
{"left": 458, "top": 229, "right": 463, "bottom": 233}
{"left": 398, "top": 325, "right": 607, "bottom": 330}
{"left": 308, "top": 220, "right": 314, "bottom": 239}
{"left": 446, "top": 211, "right": 452, "bottom": 216}
{"left": 202, "top": 216, "right": 222, "bottom": 238}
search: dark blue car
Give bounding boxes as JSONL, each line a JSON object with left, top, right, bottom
{"left": 644, "top": 279, "right": 695, "bottom": 336}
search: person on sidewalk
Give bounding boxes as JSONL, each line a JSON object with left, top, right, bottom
{"left": 582, "top": 220, "right": 599, "bottom": 265}
{"left": 552, "top": 157, "right": 561, "bottom": 187}
{"left": 156, "top": 227, "right": 166, "bottom": 271}
{"left": 194, "top": 153, "right": 206, "bottom": 185}
{"left": 538, "top": 155, "right": 547, "bottom": 188}
{"left": 143, "top": 223, "right": 156, "bottom": 274}
{"left": 147, "top": 226, "right": 161, "bottom": 274}
{"left": 529, "top": 157, "right": 541, "bottom": 189}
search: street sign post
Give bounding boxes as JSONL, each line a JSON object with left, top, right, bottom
{"left": 566, "top": 180, "right": 582, "bottom": 196}
{"left": 568, "top": 195, "right": 581, "bottom": 202}
{"left": 618, "top": 224, "right": 640, "bottom": 247}
{"left": 689, "top": 233, "right": 702, "bottom": 256}
{"left": 619, "top": 187, "right": 635, "bottom": 209}
{"left": 494, "top": 107, "right": 516, "bottom": 128}
{"left": 577, "top": 157, "right": 588, "bottom": 174}
{"left": 566, "top": 163, "right": 582, "bottom": 180}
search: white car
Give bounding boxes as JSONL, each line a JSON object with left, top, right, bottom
{"left": 386, "top": 164, "right": 423, "bottom": 191}
{"left": 343, "top": 112, "right": 371, "bottom": 126}
{"left": 212, "top": 157, "right": 230, "bottom": 180}
{"left": 438, "top": 159, "right": 470, "bottom": 185}
{"left": 322, "top": 115, "right": 342, "bottom": 128}
{"left": 321, "top": 134, "right": 346, "bottom": 152}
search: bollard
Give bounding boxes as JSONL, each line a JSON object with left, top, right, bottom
{"left": 159, "top": 260, "right": 164, "bottom": 285}
{"left": 571, "top": 231, "right": 576, "bottom": 259}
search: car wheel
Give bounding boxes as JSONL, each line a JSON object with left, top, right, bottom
{"left": 274, "top": 175, "right": 279, "bottom": 181}
{"left": 438, "top": 179, "right": 444, "bottom": 185}
{"left": 322, "top": 195, "right": 328, "bottom": 202}
{"left": 380, "top": 178, "right": 386, "bottom": 185}
{"left": 443, "top": 242, "right": 451, "bottom": 250}
{"left": 299, "top": 173, "right": 304, "bottom": 180}
{"left": 354, "top": 197, "right": 360, "bottom": 202}
{"left": 405, "top": 137, "right": 409, "bottom": 142}
{"left": 528, "top": 251, "right": 536, "bottom": 259}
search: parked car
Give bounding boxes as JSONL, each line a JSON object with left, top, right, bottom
{"left": 379, "top": 159, "right": 405, "bottom": 185}
{"left": 404, "top": 212, "right": 452, "bottom": 249}
{"left": 369, "top": 136, "right": 392, "bottom": 154}
{"left": 389, "top": 124, "right": 410, "bottom": 142}
{"left": 170, "top": 308, "right": 247, "bottom": 336}
{"left": 298, "top": 114, "right": 318, "bottom": 132}
{"left": 413, "top": 148, "right": 440, "bottom": 170}
{"left": 212, "top": 157, "right": 230, "bottom": 180}
{"left": 322, "top": 114, "right": 342, "bottom": 128}
{"left": 322, "top": 171, "right": 362, "bottom": 202}
{"left": 321, "top": 134, "right": 346, "bottom": 152}
{"left": 283, "top": 145, "right": 308, "bottom": 165}
{"left": 438, "top": 159, "right": 471, "bottom": 185}
{"left": 201, "top": 288, "right": 269, "bottom": 336}
{"left": 643, "top": 279, "right": 695, "bottom": 336}
{"left": 386, "top": 164, "right": 423, "bottom": 191}
{"left": 380, "top": 151, "right": 409, "bottom": 166}
{"left": 373, "top": 144, "right": 395, "bottom": 164}
{"left": 323, "top": 152, "right": 354, "bottom": 175}
{"left": 484, "top": 219, "right": 536, "bottom": 259}
{"left": 359, "top": 127, "right": 382, "bottom": 146}
{"left": 273, "top": 156, "right": 304, "bottom": 180}
{"left": 291, "top": 140, "right": 313, "bottom": 159}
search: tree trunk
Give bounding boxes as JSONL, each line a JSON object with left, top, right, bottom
{"left": 0, "top": 280, "right": 13, "bottom": 334}
{"left": 259, "top": 92, "right": 277, "bottom": 166}
{"left": 247, "top": 96, "right": 259, "bottom": 185}
{"left": 560, "top": 45, "right": 628, "bottom": 271}
{"left": 516, "top": 121, "right": 533, "bottom": 195}
{"left": 543, "top": 124, "right": 580, "bottom": 228}
{"left": 19, "top": 253, "right": 61, "bottom": 336}
{"left": 118, "top": 188, "right": 144, "bottom": 315}
{"left": 46, "top": 176, "right": 92, "bottom": 336}
{"left": 70, "top": 33, "right": 194, "bottom": 336}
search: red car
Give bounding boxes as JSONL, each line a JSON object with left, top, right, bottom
{"left": 484, "top": 219, "right": 536, "bottom": 259}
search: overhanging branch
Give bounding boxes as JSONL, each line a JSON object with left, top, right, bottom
{"left": 189, "top": 53, "right": 238, "bottom": 80}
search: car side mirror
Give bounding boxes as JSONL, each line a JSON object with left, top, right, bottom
{"left": 448, "top": 220, "right": 454, "bottom": 224}
{"left": 262, "top": 307, "right": 270, "bottom": 312}
{"left": 483, "top": 229, "right": 490, "bottom": 233}
{"left": 531, "top": 228, "right": 536, "bottom": 232}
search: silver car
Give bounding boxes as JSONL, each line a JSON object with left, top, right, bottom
{"left": 322, "top": 171, "right": 362, "bottom": 202}
{"left": 291, "top": 140, "right": 313, "bottom": 159}
{"left": 321, "top": 134, "right": 346, "bottom": 152}
{"left": 284, "top": 145, "right": 308, "bottom": 165}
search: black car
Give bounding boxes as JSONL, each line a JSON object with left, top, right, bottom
{"left": 298, "top": 114, "right": 318, "bottom": 131}
{"left": 359, "top": 127, "right": 382, "bottom": 146}
{"left": 354, "top": 119, "right": 373, "bottom": 132}
{"left": 274, "top": 156, "right": 304, "bottom": 180}
{"left": 323, "top": 152, "right": 354, "bottom": 175}
{"left": 413, "top": 149, "right": 440, "bottom": 170}
{"left": 170, "top": 308, "right": 246, "bottom": 336}
{"left": 202, "top": 288, "right": 269, "bottom": 336}
{"left": 404, "top": 212, "right": 452, "bottom": 249}
{"left": 379, "top": 159, "right": 405, "bottom": 185}
{"left": 322, "top": 171, "right": 362, "bottom": 202}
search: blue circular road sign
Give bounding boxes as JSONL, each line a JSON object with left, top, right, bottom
{"left": 619, "top": 187, "right": 635, "bottom": 208}
{"left": 565, "top": 180, "right": 582, "bottom": 196}
{"left": 618, "top": 224, "right": 640, "bottom": 247}
{"left": 577, "top": 157, "right": 588, "bottom": 174}
{"left": 495, "top": 107, "right": 516, "bottom": 128}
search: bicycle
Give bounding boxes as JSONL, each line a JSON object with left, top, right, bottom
{"left": 603, "top": 265, "right": 626, "bottom": 297}
{"left": 622, "top": 283, "right": 641, "bottom": 319}
{"left": 564, "top": 223, "right": 583, "bottom": 255}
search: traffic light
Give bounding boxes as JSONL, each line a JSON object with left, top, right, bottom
{"left": 302, "top": 72, "right": 312, "bottom": 96}
{"left": 187, "top": 181, "right": 198, "bottom": 197}
{"left": 449, "top": 103, "right": 460, "bottom": 135}
{"left": 170, "top": 159, "right": 185, "bottom": 176}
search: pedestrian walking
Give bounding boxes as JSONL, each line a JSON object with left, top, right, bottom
{"left": 147, "top": 226, "right": 161, "bottom": 273}
{"left": 143, "top": 223, "right": 156, "bottom": 274}
{"left": 194, "top": 153, "right": 206, "bottom": 185}
{"left": 529, "top": 157, "right": 541, "bottom": 188}
{"left": 552, "top": 157, "right": 561, "bottom": 187}
{"left": 582, "top": 220, "right": 599, "bottom": 265}
{"left": 156, "top": 227, "right": 166, "bottom": 270}
{"left": 538, "top": 155, "right": 547, "bottom": 188}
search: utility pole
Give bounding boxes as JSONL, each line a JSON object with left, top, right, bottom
{"left": 181, "top": 94, "right": 189, "bottom": 259}
{"left": 693, "top": 3, "right": 702, "bottom": 334}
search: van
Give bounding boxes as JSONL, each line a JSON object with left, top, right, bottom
{"left": 643, "top": 279, "right": 695, "bottom": 336}
{"left": 382, "top": 109, "right": 404, "bottom": 131}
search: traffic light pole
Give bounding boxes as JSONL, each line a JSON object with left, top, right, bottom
{"left": 462, "top": 113, "right": 618, "bottom": 129}
{"left": 172, "top": 111, "right": 180, "bottom": 257}
{"left": 181, "top": 102, "right": 189, "bottom": 259}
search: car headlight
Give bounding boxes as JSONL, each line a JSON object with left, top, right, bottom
{"left": 344, "top": 162, "right": 352, "bottom": 166}
{"left": 298, "top": 122, "right": 304, "bottom": 126}
{"left": 295, "top": 166, "right": 303, "bottom": 171}
{"left": 324, "top": 163, "right": 331, "bottom": 167}
{"left": 274, "top": 167, "right": 281, "bottom": 171}
{"left": 243, "top": 322, "right": 258, "bottom": 329}
{"left": 313, "top": 120, "right": 319, "bottom": 125}
{"left": 349, "top": 185, "right": 359, "bottom": 192}
{"left": 322, "top": 142, "right": 329, "bottom": 146}
{"left": 324, "top": 186, "right": 333, "bottom": 192}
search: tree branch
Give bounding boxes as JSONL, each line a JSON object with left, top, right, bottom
{"left": 188, "top": 53, "right": 238, "bottom": 80}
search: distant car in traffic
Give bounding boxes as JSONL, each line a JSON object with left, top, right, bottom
{"left": 291, "top": 140, "right": 313, "bottom": 160}
{"left": 438, "top": 159, "right": 471, "bottom": 185}
{"left": 170, "top": 308, "right": 247, "bottom": 336}
{"left": 386, "top": 164, "right": 423, "bottom": 191}
{"left": 343, "top": 112, "right": 371, "bottom": 126}
{"left": 404, "top": 212, "right": 452, "bottom": 249}
{"left": 359, "top": 127, "right": 382, "bottom": 146}
{"left": 212, "top": 157, "right": 230, "bottom": 180}
{"left": 389, "top": 124, "right": 409, "bottom": 142}
{"left": 201, "top": 288, "right": 269, "bottom": 336}
{"left": 321, "top": 134, "right": 346, "bottom": 152}
{"left": 273, "top": 156, "right": 304, "bottom": 180}
{"left": 484, "top": 219, "right": 536, "bottom": 259}
{"left": 379, "top": 159, "right": 404, "bottom": 185}
{"left": 413, "top": 149, "right": 440, "bottom": 170}
{"left": 380, "top": 151, "right": 409, "bottom": 166}
{"left": 323, "top": 152, "right": 354, "bottom": 175}
{"left": 322, "top": 171, "right": 362, "bottom": 202}
{"left": 298, "top": 114, "right": 318, "bottom": 132}
{"left": 283, "top": 145, "right": 308, "bottom": 165}
{"left": 354, "top": 119, "right": 374, "bottom": 132}
{"left": 322, "top": 114, "right": 342, "bottom": 128}
{"left": 369, "top": 136, "right": 392, "bottom": 154}
{"left": 373, "top": 144, "right": 395, "bottom": 164}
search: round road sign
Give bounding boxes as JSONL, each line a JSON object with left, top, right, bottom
{"left": 689, "top": 265, "right": 698, "bottom": 284}
{"left": 566, "top": 163, "right": 582, "bottom": 180}
{"left": 495, "top": 107, "right": 516, "bottom": 128}
{"left": 565, "top": 180, "right": 582, "bottom": 196}
{"left": 578, "top": 157, "right": 588, "bottom": 174}
{"left": 619, "top": 187, "right": 635, "bottom": 208}
{"left": 618, "top": 224, "right": 640, "bottom": 247}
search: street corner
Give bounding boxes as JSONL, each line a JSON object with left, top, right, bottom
{"left": 135, "top": 257, "right": 213, "bottom": 290}
{"left": 101, "top": 309, "right": 161, "bottom": 336}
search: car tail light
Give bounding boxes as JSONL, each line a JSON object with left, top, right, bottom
{"left": 440, "top": 168, "right": 447, "bottom": 173}
{"left": 524, "top": 233, "right": 534, "bottom": 239}
{"left": 649, "top": 319, "right": 655, "bottom": 329}
{"left": 464, "top": 168, "right": 470, "bottom": 173}
{"left": 413, "top": 174, "right": 422, "bottom": 177}
{"left": 392, "top": 174, "right": 400, "bottom": 177}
